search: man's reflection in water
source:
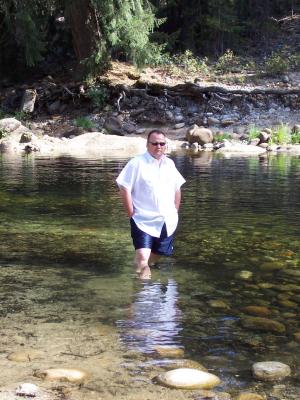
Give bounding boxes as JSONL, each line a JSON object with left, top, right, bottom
{"left": 117, "top": 278, "right": 183, "bottom": 354}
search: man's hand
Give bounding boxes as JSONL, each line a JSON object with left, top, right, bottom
{"left": 119, "top": 186, "right": 134, "bottom": 217}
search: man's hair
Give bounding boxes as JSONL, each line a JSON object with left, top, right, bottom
{"left": 147, "top": 129, "right": 166, "bottom": 143}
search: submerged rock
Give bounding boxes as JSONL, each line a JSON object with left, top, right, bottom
{"left": 242, "top": 305, "right": 272, "bottom": 317}
{"left": 235, "top": 392, "right": 265, "bottom": 400}
{"left": 252, "top": 361, "right": 291, "bottom": 381}
{"left": 155, "top": 368, "right": 221, "bottom": 389}
{"left": 148, "top": 358, "right": 207, "bottom": 371}
{"left": 241, "top": 316, "right": 286, "bottom": 333}
{"left": 154, "top": 345, "right": 184, "bottom": 358}
{"left": 35, "top": 368, "right": 89, "bottom": 383}
{"left": 7, "top": 349, "right": 43, "bottom": 362}
{"left": 235, "top": 270, "right": 253, "bottom": 280}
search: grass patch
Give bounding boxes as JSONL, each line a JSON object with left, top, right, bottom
{"left": 270, "top": 124, "right": 291, "bottom": 145}
{"left": 74, "top": 117, "right": 96, "bottom": 130}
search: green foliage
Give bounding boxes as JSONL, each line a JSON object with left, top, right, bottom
{"left": 15, "top": 9, "right": 46, "bottom": 66}
{"left": 214, "top": 132, "right": 232, "bottom": 142}
{"left": 215, "top": 49, "right": 241, "bottom": 73}
{"left": 13, "top": 111, "right": 30, "bottom": 122}
{"left": 0, "top": 0, "right": 298, "bottom": 77}
{"left": 86, "top": 85, "right": 109, "bottom": 109}
{"left": 270, "top": 124, "right": 291, "bottom": 145}
{"left": 0, "top": 127, "right": 7, "bottom": 139}
{"left": 0, "top": 109, "right": 7, "bottom": 119}
{"left": 92, "top": 0, "right": 164, "bottom": 69}
{"left": 264, "top": 51, "right": 289, "bottom": 75}
{"left": 82, "top": 42, "right": 110, "bottom": 79}
{"left": 173, "top": 50, "right": 209, "bottom": 74}
{"left": 0, "top": 0, "right": 51, "bottom": 67}
{"left": 157, "top": 50, "right": 209, "bottom": 77}
{"left": 74, "top": 117, "right": 96, "bottom": 130}
{"left": 291, "top": 126, "right": 300, "bottom": 144}
{"left": 289, "top": 53, "right": 300, "bottom": 70}
{"left": 291, "top": 131, "right": 300, "bottom": 144}
{"left": 248, "top": 125, "right": 260, "bottom": 140}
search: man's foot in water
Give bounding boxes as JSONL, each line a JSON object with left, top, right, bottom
{"left": 136, "top": 265, "right": 151, "bottom": 280}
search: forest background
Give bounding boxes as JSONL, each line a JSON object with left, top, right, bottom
{"left": 0, "top": 0, "right": 299, "bottom": 83}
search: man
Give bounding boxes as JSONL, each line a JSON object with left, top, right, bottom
{"left": 116, "top": 130, "right": 185, "bottom": 279}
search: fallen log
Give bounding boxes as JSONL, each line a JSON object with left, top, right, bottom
{"left": 167, "top": 82, "right": 300, "bottom": 96}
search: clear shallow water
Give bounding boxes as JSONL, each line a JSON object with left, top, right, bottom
{"left": 0, "top": 152, "right": 299, "bottom": 398}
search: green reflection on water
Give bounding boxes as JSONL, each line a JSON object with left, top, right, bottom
{"left": 0, "top": 153, "right": 299, "bottom": 397}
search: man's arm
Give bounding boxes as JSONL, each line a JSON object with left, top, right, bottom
{"left": 175, "top": 189, "right": 182, "bottom": 211}
{"left": 119, "top": 186, "right": 134, "bottom": 218}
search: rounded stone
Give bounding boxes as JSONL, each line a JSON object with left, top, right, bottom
{"left": 208, "top": 299, "right": 230, "bottom": 309}
{"left": 235, "top": 392, "right": 265, "bottom": 400}
{"left": 293, "top": 332, "right": 300, "bottom": 342}
{"left": 16, "top": 383, "right": 38, "bottom": 397}
{"left": 155, "top": 368, "right": 221, "bottom": 389}
{"left": 7, "top": 350, "right": 43, "bottom": 362}
{"left": 252, "top": 361, "right": 291, "bottom": 381}
{"left": 35, "top": 368, "right": 89, "bottom": 383}
{"left": 241, "top": 316, "right": 286, "bottom": 333}
{"left": 154, "top": 346, "right": 184, "bottom": 358}
{"left": 235, "top": 270, "right": 253, "bottom": 280}
{"left": 242, "top": 306, "right": 272, "bottom": 317}
{"left": 152, "top": 358, "right": 207, "bottom": 371}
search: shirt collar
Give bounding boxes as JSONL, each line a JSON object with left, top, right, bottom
{"left": 144, "top": 151, "right": 166, "bottom": 164}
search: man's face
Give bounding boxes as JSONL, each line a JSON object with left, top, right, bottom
{"left": 146, "top": 133, "right": 167, "bottom": 160}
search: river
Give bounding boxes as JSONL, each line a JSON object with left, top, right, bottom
{"left": 0, "top": 151, "right": 299, "bottom": 399}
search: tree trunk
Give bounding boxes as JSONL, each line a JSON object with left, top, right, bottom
{"left": 65, "top": 0, "right": 102, "bottom": 63}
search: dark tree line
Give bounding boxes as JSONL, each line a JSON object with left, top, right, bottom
{"left": 154, "top": 0, "right": 298, "bottom": 55}
{"left": 0, "top": 0, "right": 297, "bottom": 80}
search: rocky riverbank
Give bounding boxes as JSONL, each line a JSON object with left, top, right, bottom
{"left": 1, "top": 116, "right": 300, "bottom": 159}
{"left": 1, "top": 60, "right": 300, "bottom": 158}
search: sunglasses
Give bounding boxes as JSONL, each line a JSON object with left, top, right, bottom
{"left": 148, "top": 142, "right": 166, "bottom": 146}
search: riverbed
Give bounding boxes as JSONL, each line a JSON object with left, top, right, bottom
{"left": 0, "top": 151, "right": 299, "bottom": 400}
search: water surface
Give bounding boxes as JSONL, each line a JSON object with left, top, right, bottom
{"left": 0, "top": 152, "right": 299, "bottom": 399}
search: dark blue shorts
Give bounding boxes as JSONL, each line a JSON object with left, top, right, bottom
{"left": 130, "top": 218, "right": 174, "bottom": 256}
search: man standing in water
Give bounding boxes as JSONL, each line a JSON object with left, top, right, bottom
{"left": 116, "top": 130, "right": 185, "bottom": 279}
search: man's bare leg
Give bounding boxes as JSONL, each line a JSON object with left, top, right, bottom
{"left": 149, "top": 252, "right": 160, "bottom": 267}
{"left": 134, "top": 248, "right": 152, "bottom": 279}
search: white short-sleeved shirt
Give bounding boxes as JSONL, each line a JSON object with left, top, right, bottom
{"left": 116, "top": 152, "right": 186, "bottom": 237}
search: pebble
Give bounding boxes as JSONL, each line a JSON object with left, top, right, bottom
{"left": 15, "top": 383, "right": 38, "bottom": 397}
{"left": 149, "top": 358, "right": 207, "bottom": 371}
{"left": 235, "top": 270, "right": 253, "bottom": 280}
{"left": 7, "top": 350, "right": 43, "bottom": 362}
{"left": 35, "top": 368, "right": 89, "bottom": 383}
{"left": 235, "top": 392, "right": 265, "bottom": 400}
{"left": 155, "top": 368, "right": 221, "bottom": 389}
{"left": 252, "top": 361, "right": 291, "bottom": 381}
{"left": 242, "top": 305, "right": 272, "bottom": 317}
{"left": 208, "top": 299, "right": 230, "bottom": 309}
{"left": 293, "top": 332, "right": 300, "bottom": 342}
{"left": 154, "top": 345, "right": 184, "bottom": 358}
{"left": 241, "top": 316, "right": 286, "bottom": 333}
{"left": 174, "top": 122, "right": 185, "bottom": 129}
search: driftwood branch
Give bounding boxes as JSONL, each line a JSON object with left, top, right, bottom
{"left": 170, "top": 83, "right": 300, "bottom": 96}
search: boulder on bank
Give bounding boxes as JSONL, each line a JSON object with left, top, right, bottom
{"left": 0, "top": 118, "right": 148, "bottom": 157}
{"left": 0, "top": 118, "right": 22, "bottom": 133}
{"left": 186, "top": 124, "right": 213, "bottom": 145}
{"left": 216, "top": 141, "right": 266, "bottom": 155}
